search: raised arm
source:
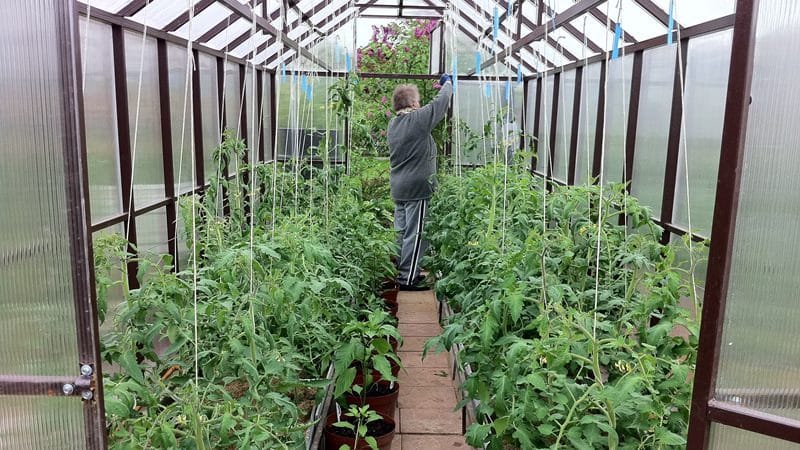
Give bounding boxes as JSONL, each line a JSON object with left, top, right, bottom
{"left": 416, "top": 81, "right": 453, "bottom": 131}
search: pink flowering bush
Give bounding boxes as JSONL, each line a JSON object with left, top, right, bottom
{"left": 352, "top": 19, "right": 447, "bottom": 155}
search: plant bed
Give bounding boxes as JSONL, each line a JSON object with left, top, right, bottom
{"left": 324, "top": 408, "right": 396, "bottom": 450}
{"left": 344, "top": 381, "right": 399, "bottom": 419}
{"left": 424, "top": 164, "right": 705, "bottom": 449}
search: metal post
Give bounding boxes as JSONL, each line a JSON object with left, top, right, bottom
{"left": 659, "top": 39, "right": 690, "bottom": 244}
{"left": 591, "top": 59, "right": 606, "bottom": 179}
{"left": 61, "top": 2, "right": 107, "bottom": 446}
{"left": 156, "top": 39, "right": 179, "bottom": 270}
{"left": 687, "top": 0, "right": 761, "bottom": 447}
{"left": 111, "top": 25, "right": 140, "bottom": 291}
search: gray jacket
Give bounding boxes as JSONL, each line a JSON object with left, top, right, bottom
{"left": 387, "top": 82, "right": 453, "bottom": 202}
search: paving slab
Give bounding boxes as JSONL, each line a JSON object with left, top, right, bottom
{"left": 398, "top": 386, "right": 458, "bottom": 409}
{"left": 398, "top": 367, "right": 453, "bottom": 387}
{"left": 398, "top": 322, "right": 443, "bottom": 337}
{"left": 397, "top": 309, "right": 440, "bottom": 324}
{"left": 400, "top": 408, "right": 462, "bottom": 434}
{"left": 398, "top": 351, "right": 448, "bottom": 369}
{"left": 401, "top": 434, "right": 469, "bottom": 449}
{"left": 399, "top": 336, "right": 437, "bottom": 352}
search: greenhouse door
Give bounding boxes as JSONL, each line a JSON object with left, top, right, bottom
{"left": 688, "top": 0, "right": 800, "bottom": 448}
{"left": 0, "top": 1, "right": 106, "bottom": 449}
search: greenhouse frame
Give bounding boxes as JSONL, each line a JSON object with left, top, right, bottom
{"left": 1, "top": 0, "right": 799, "bottom": 448}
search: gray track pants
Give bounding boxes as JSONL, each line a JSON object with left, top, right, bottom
{"left": 394, "top": 199, "right": 428, "bottom": 285}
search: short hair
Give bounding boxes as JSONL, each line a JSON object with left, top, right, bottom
{"left": 392, "top": 84, "right": 420, "bottom": 112}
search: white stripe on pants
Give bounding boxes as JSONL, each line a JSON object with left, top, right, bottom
{"left": 394, "top": 199, "right": 428, "bottom": 285}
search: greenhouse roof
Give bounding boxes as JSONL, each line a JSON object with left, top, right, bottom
{"left": 78, "top": 0, "right": 735, "bottom": 75}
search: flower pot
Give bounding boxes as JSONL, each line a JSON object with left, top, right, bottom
{"left": 324, "top": 412, "right": 396, "bottom": 450}
{"left": 384, "top": 299, "right": 398, "bottom": 318}
{"left": 380, "top": 287, "right": 399, "bottom": 303}
{"left": 345, "top": 382, "right": 399, "bottom": 419}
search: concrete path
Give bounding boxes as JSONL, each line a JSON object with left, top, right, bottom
{"left": 393, "top": 290, "right": 470, "bottom": 450}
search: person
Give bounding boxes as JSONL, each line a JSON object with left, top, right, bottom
{"left": 387, "top": 74, "right": 453, "bottom": 291}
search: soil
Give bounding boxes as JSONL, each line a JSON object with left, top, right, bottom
{"left": 290, "top": 386, "right": 319, "bottom": 416}
{"left": 224, "top": 379, "right": 249, "bottom": 400}
{"left": 328, "top": 416, "right": 395, "bottom": 439}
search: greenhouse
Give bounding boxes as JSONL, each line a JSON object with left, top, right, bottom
{"left": 1, "top": 0, "right": 799, "bottom": 448}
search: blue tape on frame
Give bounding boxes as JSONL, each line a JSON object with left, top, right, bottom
{"left": 612, "top": 23, "right": 622, "bottom": 60}
{"left": 505, "top": 79, "right": 511, "bottom": 101}
{"left": 306, "top": 84, "right": 312, "bottom": 101}
{"left": 507, "top": 0, "right": 512, "bottom": 17}
{"left": 301, "top": 74, "right": 308, "bottom": 91}
{"left": 484, "top": 84, "right": 491, "bottom": 98}
{"left": 345, "top": 53, "right": 351, "bottom": 72}
{"left": 517, "top": 64, "right": 522, "bottom": 84}
{"left": 475, "top": 52, "right": 482, "bottom": 75}
{"left": 281, "top": 63, "right": 286, "bottom": 81}
{"left": 667, "top": 0, "right": 675, "bottom": 44}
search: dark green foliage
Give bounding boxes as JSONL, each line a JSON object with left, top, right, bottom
{"left": 424, "top": 164, "right": 706, "bottom": 449}
{"left": 94, "top": 134, "right": 398, "bottom": 449}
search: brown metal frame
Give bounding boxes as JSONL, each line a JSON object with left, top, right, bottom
{"left": 0, "top": 1, "right": 108, "bottom": 447}
{"left": 687, "top": 0, "right": 800, "bottom": 446}
{"left": 33, "top": 0, "right": 800, "bottom": 448}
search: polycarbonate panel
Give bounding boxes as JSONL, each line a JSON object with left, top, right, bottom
{"left": 598, "top": 0, "right": 666, "bottom": 41}
{"left": 136, "top": 208, "right": 169, "bottom": 263}
{"left": 130, "top": 0, "right": 198, "bottom": 29}
{"left": 674, "top": 30, "right": 733, "bottom": 237}
{"left": 715, "top": 0, "right": 800, "bottom": 422}
{"left": 430, "top": 24, "right": 442, "bottom": 74}
{"left": 575, "top": 62, "right": 601, "bottom": 185}
{"left": 263, "top": 74, "right": 274, "bottom": 160}
{"left": 601, "top": 54, "right": 632, "bottom": 186}
{"left": 173, "top": 2, "right": 233, "bottom": 40}
{"left": 453, "top": 81, "right": 508, "bottom": 165}
{"left": 80, "top": 18, "right": 123, "bottom": 223}
{"left": 630, "top": 44, "right": 675, "bottom": 217}
{"left": 651, "top": 0, "right": 736, "bottom": 27}
{"left": 0, "top": 0, "right": 82, "bottom": 377}
{"left": 199, "top": 53, "right": 221, "bottom": 181}
{"left": 536, "top": 75, "right": 554, "bottom": 173}
{"left": 244, "top": 69, "right": 255, "bottom": 163}
{"left": 553, "top": 70, "right": 576, "bottom": 182}
{"left": 709, "top": 423, "right": 800, "bottom": 449}
{"left": 93, "top": 223, "right": 125, "bottom": 335}
{"left": 125, "top": 31, "right": 166, "bottom": 207}
{"left": 80, "top": 0, "right": 131, "bottom": 13}
{"left": 167, "top": 43, "right": 195, "bottom": 194}
{"left": 224, "top": 62, "right": 242, "bottom": 142}
{"left": 1, "top": 396, "right": 85, "bottom": 449}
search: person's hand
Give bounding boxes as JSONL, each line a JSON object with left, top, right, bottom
{"left": 438, "top": 73, "right": 452, "bottom": 85}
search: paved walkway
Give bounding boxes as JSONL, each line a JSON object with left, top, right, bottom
{"left": 393, "top": 290, "right": 470, "bottom": 449}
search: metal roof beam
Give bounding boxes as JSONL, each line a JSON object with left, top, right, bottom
{"left": 535, "top": 3, "right": 604, "bottom": 54}
{"left": 454, "top": 0, "right": 558, "bottom": 69}
{"left": 472, "top": 0, "right": 605, "bottom": 75}
{"left": 635, "top": 0, "right": 682, "bottom": 29}
{"left": 587, "top": 8, "right": 637, "bottom": 44}
{"left": 117, "top": 0, "right": 149, "bottom": 17}
{"left": 163, "top": 0, "right": 216, "bottom": 32}
{"left": 218, "top": 0, "right": 332, "bottom": 70}
{"left": 197, "top": 13, "right": 239, "bottom": 43}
